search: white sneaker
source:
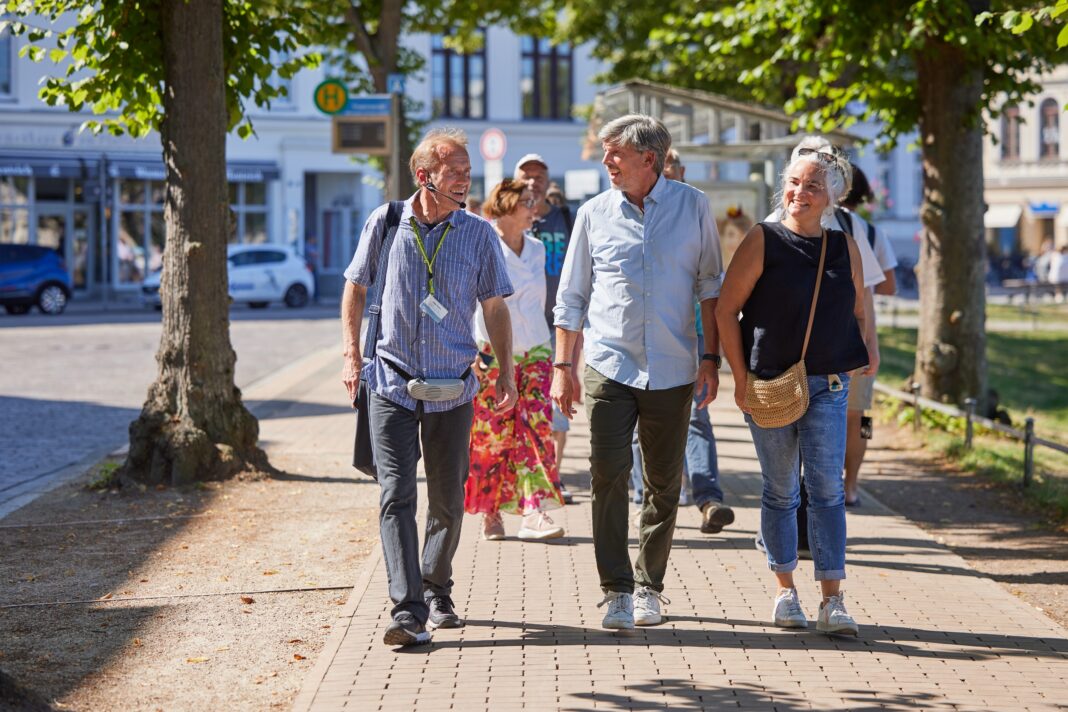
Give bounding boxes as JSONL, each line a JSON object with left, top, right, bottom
{"left": 772, "top": 587, "right": 808, "bottom": 628}
{"left": 633, "top": 586, "right": 670, "bottom": 626}
{"left": 597, "top": 591, "right": 634, "bottom": 629}
{"left": 817, "top": 592, "right": 859, "bottom": 636}
{"left": 482, "top": 512, "right": 505, "bottom": 541}
{"left": 517, "top": 512, "right": 564, "bottom": 540}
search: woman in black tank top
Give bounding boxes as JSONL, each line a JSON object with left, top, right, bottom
{"left": 715, "top": 140, "right": 870, "bottom": 637}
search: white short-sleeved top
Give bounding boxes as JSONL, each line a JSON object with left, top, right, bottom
{"left": 475, "top": 233, "right": 552, "bottom": 353}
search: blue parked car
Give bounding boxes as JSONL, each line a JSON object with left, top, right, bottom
{"left": 0, "top": 244, "right": 73, "bottom": 315}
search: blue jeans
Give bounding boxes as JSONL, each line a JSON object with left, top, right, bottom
{"left": 747, "top": 374, "right": 849, "bottom": 581}
{"left": 631, "top": 381, "right": 723, "bottom": 508}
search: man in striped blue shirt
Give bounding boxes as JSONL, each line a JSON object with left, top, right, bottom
{"left": 342, "top": 128, "right": 517, "bottom": 647}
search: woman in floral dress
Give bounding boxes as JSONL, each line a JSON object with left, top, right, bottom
{"left": 467, "top": 179, "right": 566, "bottom": 541}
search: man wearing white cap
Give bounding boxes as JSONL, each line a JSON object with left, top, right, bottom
{"left": 515, "top": 153, "right": 579, "bottom": 504}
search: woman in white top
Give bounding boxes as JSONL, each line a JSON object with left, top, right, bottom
{"left": 466, "top": 179, "right": 566, "bottom": 541}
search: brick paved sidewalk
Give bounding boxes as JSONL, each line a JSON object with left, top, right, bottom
{"left": 294, "top": 377, "right": 1068, "bottom": 711}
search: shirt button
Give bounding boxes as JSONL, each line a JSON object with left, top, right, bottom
{"left": 421, "top": 339, "right": 427, "bottom": 344}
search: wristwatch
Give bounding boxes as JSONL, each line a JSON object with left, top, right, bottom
{"left": 552, "top": 361, "right": 573, "bottom": 370}
{"left": 701, "top": 353, "right": 722, "bottom": 369}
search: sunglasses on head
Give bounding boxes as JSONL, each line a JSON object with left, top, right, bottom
{"left": 521, "top": 198, "right": 537, "bottom": 208}
{"left": 797, "top": 147, "right": 837, "bottom": 164}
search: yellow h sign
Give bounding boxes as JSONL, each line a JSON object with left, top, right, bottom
{"left": 314, "top": 79, "right": 349, "bottom": 115}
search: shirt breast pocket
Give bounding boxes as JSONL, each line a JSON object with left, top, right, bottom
{"left": 435, "top": 248, "right": 478, "bottom": 300}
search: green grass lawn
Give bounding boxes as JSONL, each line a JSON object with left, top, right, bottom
{"left": 877, "top": 327, "right": 1068, "bottom": 437}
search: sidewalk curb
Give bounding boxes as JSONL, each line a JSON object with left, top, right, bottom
{"left": 0, "top": 342, "right": 341, "bottom": 523}
{"left": 291, "top": 544, "right": 383, "bottom": 712}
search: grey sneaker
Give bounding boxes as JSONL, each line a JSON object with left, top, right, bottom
{"left": 426, "top": 595, "right": 464, "bottom": 630}
{"left": 383, "top": 612, "right": 431, "bottom": 646}
{"left": 597, "top": 591, "right": 634, "bottom": 629}
{"left": 817, "top": 593, "right": 859, "bottom": 636}
{"left": 772, "top": 587, "right": 808, "bottom": 628}
{"left": 633, "top": 586, "right": 670, "bottom": 626}
{"left": 700, "top": 502, "right": 735, "bottom": 534}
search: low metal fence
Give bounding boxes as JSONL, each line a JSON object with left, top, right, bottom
{"left": 873, "top": 381, "right": 1068, "bottom": 487}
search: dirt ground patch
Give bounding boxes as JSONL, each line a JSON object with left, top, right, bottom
{"left": 0, "top": 451, "right": 380, "bottom": 712}
{"left": 861, "top": 424, "right": 1068, "bottom": 630}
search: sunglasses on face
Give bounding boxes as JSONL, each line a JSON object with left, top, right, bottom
{"left": 797, "top": 147, "right": 837, "bottom": 164}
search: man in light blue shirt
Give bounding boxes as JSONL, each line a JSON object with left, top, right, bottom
{"left": 551, "top": 114, "right": 724, "bottom": 630}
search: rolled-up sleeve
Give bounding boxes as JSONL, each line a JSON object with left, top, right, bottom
{"left": 695, "top": 196, "right": 724, "bottom": 301}
{"left": 553, "top": 206, "right": 592, "bottom": 331}
{"left": 344, "top": 204, "right": 389, "bottom": 286}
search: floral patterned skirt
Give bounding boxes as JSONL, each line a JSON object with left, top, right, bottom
{"left": 465, "top": 342, "right": 564, "bottom": 516}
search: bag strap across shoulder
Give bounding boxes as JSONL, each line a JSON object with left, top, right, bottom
{"left": 799, "top": 230, "right": 828, "bottom": 361}
{"left": 362, "top": 200, "right": 406, "bottom": 360}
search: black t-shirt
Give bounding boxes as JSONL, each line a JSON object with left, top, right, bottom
{"left": 741, "top": 221, "right": 868, "bottom": 378}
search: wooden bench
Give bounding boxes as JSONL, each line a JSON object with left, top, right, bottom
{"left": 1000, "top": 279, "right": 1060, "bottom": 304}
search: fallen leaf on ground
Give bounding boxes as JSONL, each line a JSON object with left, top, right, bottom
{"left": 215, "top": 646, "right": 230, "bottom": 652}
{"left": 240, "top": 596, "right": 255, "bottom": 604}
{"left": 132, "top": 639, "right": 142, "bottom": 647}
{"left": 293, "top": 654, "right": 306, "bottom": 660}
{"left": 262, "top": 570, "right": 278, "bottom": 576}
{"left": 287, "top": 639, "right": 302, "bottom": 644}
{"left": 186, "top": 657, "right": 210, "bottom": 664}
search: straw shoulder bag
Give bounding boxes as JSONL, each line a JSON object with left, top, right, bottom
{"left": 744, "top": 230, "right": 827, "bottom": 429}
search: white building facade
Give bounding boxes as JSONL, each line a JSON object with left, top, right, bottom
{"left": 983, "top": 66, "right": 1068, "bottom": 260}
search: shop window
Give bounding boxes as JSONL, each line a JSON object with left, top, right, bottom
{"left": 431, "top": 32, "right": 486, "bottom": 119}
{"left": 0, "top": 176, "right": 29, "bottom": 205}
{"left": 1001, "top": 105, "right": 1020, "bottom": 161}
{"left": 35, "top": 178, "right": 69, "bottom": 202}
{"left": 0, "top": 207, "right": 30, "bottom": 244}
{"left": 521, "top": 38, "right": 572, "bottom": 120}
{"left": 1039, "top": 98, "right": 1060, "bottom": 160}
{"left": 117, "top": 211, "right": 146, "bottom": 285}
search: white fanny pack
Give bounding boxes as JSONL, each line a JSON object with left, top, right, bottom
{"left": 406, "top": 378, "right": 466, "bottom": 402}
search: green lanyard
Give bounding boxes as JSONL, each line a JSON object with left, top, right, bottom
{"left": 409, "top": 217, "right": 452, "bottom": 296}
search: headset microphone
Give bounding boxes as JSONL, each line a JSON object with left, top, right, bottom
{"left": 424, "top": 180, "right": 467, "bottom": 210}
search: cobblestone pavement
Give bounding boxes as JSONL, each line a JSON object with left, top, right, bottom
{"left": 0, "top": 306, "right": 340, "bottom": 517}
{"left": 294, "top": 376, "right": 1068, "bottom": 712}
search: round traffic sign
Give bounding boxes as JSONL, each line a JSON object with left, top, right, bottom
{"left": 480, "top": 128, "right": 507, "bottom": 161}
{"left": 313, "top": 79, "right": 349, "bottom": 115}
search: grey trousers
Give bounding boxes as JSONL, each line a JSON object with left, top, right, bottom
{"left": 585, "top": 367, "right": 694, "bottom": 594}
{"left": 368, "top": 392, "right": 474, "bottom": 623}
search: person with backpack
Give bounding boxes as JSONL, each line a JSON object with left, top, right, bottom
{"left": 515, "top": 154, "right": 580, "bottom": 504}
{"left": 834, "top": 164, "right": 895, "bottom": 507}
{"left": 341, "top": 128, "right": 517, "bottom": 647}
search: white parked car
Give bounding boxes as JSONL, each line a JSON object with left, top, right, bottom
{"left": 141, "top": 244, "right": 314, "bottom": 309}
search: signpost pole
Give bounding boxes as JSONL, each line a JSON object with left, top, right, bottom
{"left": 389, "top": 92, "right": 403, "bottom": 201}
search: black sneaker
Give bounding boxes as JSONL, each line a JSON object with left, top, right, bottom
{"left": 427, "top": 595, "right": 464, "bottom": 630}
{"left": 383, "top": 612, "right": 431, "bottom": 647}
{"left": 700, "top": 502, "right": 736, "bottom": 534}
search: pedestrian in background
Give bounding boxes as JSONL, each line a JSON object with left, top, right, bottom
{"left": 341, "top": 128, "right": 517, "bottom": 647}
{"left": 717, "top": 139, "right": 869, "bottom": 636}
{"left": 467, "top": 179, "right": 566, "bottom": 541}
{"left": 553, "top": 115, "right": 724, "bottom": 629}
{"left": 630, "top": 148, "right": 735, "bottom": 536}
{"left": 515, "top": 154, "right": 580, "bottom": 504}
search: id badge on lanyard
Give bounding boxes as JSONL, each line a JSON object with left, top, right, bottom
{"left": 411, "top": 218, "right": 452, "bottom": 324}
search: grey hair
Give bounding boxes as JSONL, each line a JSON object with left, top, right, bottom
{"left": 409, "top": 127, "right": 468, "bottom": 182}
{"left": 598, "top": 114, "right": 672, "bottom": 175}
{"left": 773, "top": 137, "right": 853, "bottom": 227}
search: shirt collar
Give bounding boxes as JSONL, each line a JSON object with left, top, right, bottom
{"left": 403, "top": 191, "right": 467, "bottom": 228}
{"left": 615, "top": 173, "right": 668, "bottom": 211}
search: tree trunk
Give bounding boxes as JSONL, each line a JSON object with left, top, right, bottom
{"left": 914, "top": 39, "right": 988, "bottom": 408}
{"left": 121, "top": 0, "right": 269, "bottom": 485}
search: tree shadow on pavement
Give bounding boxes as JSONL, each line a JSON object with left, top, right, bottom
{"left": 418, "top": 617, "right": 1068, "bottom": 662}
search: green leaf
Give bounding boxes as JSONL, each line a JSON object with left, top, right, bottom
{"left": 1059, "top": 23, "right": 1068, "bottom": 48}
{"left": 48, "top": 47, "right": 67, "bottom": 63}
{"left": 1011, "top": 13, "right": 1033, "bottom": 35}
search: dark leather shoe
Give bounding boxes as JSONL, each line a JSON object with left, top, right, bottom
{"left": 700, "top": 502, "right": 736, "bottom": 534}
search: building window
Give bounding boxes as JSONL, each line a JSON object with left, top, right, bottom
{"left": 431, "top": 32, "right": 486, "bottom": 119}
{"left": 229, "top": 181, "right": 269, "bottom": 244}
{"left": 1040, "top": 98, "right": 1059, "bottom": 160}
{"left": 1000, "top": 105, "right": 1020, "bottom": 161}
{"left": 521, "top": 38, "right": 572, "bottom": 120}
{"left": 0, "top": 27, "right": 12, "bottom": 97}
